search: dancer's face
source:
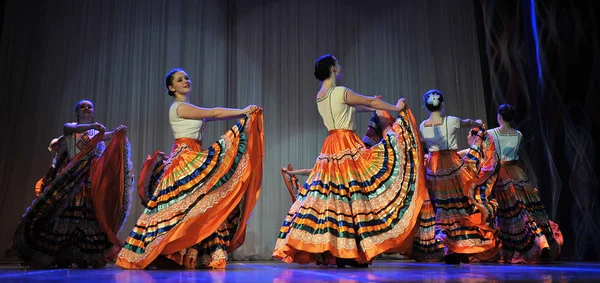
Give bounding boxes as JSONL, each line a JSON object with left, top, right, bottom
{"left": 168, "top": 71, "right": 192, "bottom": 96}
{"left": 76, "top": 101, "right": 94, "bottom": 121}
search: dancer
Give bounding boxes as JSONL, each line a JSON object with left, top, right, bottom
{"left": 273, "top": 54, "right": 427, "bottom": 267}
{"left": 418, "top": 89, "right": 499, "bottom": 264}
{"left": 9, "top": 100, "right": 132, "bottom": 268}
{"left": 488, "top": 104, "right": 562, "bottom": 263}
{"left": 116, "top": 68, "right": 263, "bottom": 270}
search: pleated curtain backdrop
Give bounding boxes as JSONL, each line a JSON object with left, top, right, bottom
{"left": 0, "top": 0, "right": 486, "bottom": 261}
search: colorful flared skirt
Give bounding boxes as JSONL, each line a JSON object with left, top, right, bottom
{"left": 421, "top": 129, "right": 500, "bottom": 259}
{"left": 493, "top": 161, "right": 563, "bottom": 263}
{"left": 273, "top": 109, "right": 427, "bottom": 265}
{"left": 116, "top": 110, "right": 263, "bottom": 269}
{"left": 10, "top": 130, "right": 133, "bottom": 268}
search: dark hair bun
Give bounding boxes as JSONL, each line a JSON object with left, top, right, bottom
{"left": 314, "top": 54, "right": 337, "bottom": 81}
{"left": 498, "top": 104, "right": 516, "bottom": 122}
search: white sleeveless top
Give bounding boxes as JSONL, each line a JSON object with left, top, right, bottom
{"left": 316, "top": 86, "right": 356, "bottom": 131}
{"left": 169, "top": 101, "right": 204, "bottom": 140}
{"left": 64, "top": 123, "right": 100, "bottom": 159}
{"left": 488, "top": 128, "right": 522, "bottom": 161}
{"left": 419, "top": 116, "right": 461, "bottom": 151}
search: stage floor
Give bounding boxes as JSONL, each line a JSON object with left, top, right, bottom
{"left": 1, "top": 261, "right": 599, "bottom": 282}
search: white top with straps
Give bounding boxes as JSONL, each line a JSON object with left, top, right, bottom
{"left": 488, "top": 128, "right": 522, "bottom": 161}
{"left": 419, "top": 116, "right": 461, "bottom": 151}
{"left": 316, "top": 86, "right": 357, "bottom": 131}
{"left": 169, "top": 101, "right": 204, "bottom": 140}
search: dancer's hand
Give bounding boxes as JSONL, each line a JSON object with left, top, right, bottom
{"left": 282, "top": 168, "right": 295, "bottom": 176}
{"left": 475, "top": 119, "right": 483, "bottom": 125}
{"left": 282, "top": 168, "right": 292, "bottom": 180}
{"left": 92, "top": 122, "right": 106, "bottom": 132}
{"left": 114, "top": 125, "right": 127, "bottom": 133}
{"left": 396, "top": 98, "right": 406, "bottom": 111}
{"left": 244, "top": 105, "right": 259, "bottom": 114}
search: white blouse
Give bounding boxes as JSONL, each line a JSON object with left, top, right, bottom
{"left": 316, "top": 86, "right": 357, "bottom": 131}
{"left": 169, "top": 101, "right": 204, "bottom": 140}
{"left": 419, "top": 116, "right": 461, "bottom": 152}
{"left": 488, "top": 128, "right": 522, "bottom": 161}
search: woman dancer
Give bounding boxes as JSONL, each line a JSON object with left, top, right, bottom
{"left": 116, "top": 68, "right": 263, "bottom": 269}
{"left": 419, "top": 89, "right": 499, "bottom": 264}
{"left": 488, "top": 104, "right": 562, "bottom": 263}
{"left": 10, "top": 100, "right": 132, "bottom": 268}
{"left": 273, "top": 54, "right": 427, "bottom": 267}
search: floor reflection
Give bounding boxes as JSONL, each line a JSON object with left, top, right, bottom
{"left": 0, "top": 261, "right": 598, "bottom": 282}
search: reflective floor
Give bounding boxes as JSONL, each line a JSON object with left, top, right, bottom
{"left": 1, "top": 261, "right": 599, "bottom": 282}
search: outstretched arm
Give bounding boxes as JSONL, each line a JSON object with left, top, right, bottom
{"left": 460, "top": 118, "right": 483, "bottom": 128}
{"left": 283, "top": 168, "right": 313, "bottom": 176}
{"left": 345, "top": 89, "right": 405, "bottom": 112}
{"left": 355, "top": 105, "right": 377, "bottom": 112}
{"left": 177, "top": 103, "right": 258, "bottom": 121}
{"left": 64, "top": 122, "right": 105, "bottom": 135}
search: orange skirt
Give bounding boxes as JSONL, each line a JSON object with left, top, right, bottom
{"left": 116, "top": 110, "right": 263, "bottom": 269}
{"left": 493, "top": 162, "right": 563, "bottom": 263}
{"left": 425, "top": 150, "right": 498, "bottom": 256}
{"left": 273, "top": 109, "right": 427, "bottom": 265}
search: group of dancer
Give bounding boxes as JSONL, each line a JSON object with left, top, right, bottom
{"left": 278, "top": 54, "right": 563, "bottom": 265}
{"left": 6, "top": 54, "right": 562, "bottom": 270}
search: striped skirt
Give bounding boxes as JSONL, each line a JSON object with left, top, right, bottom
{"left": 493, "top": 161, "right": 563, "bottom": 263}
{"left": 273, "top": 109, "right": 427, "bottom": 265}
{"left": 421, "top": 128, "right": 500, "bottom": 260}
{"left": 10, "top": 131, "right": 132, "bottom": 268}
{"left": 116, "top": 110, "right": 263, "bottom": 269}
